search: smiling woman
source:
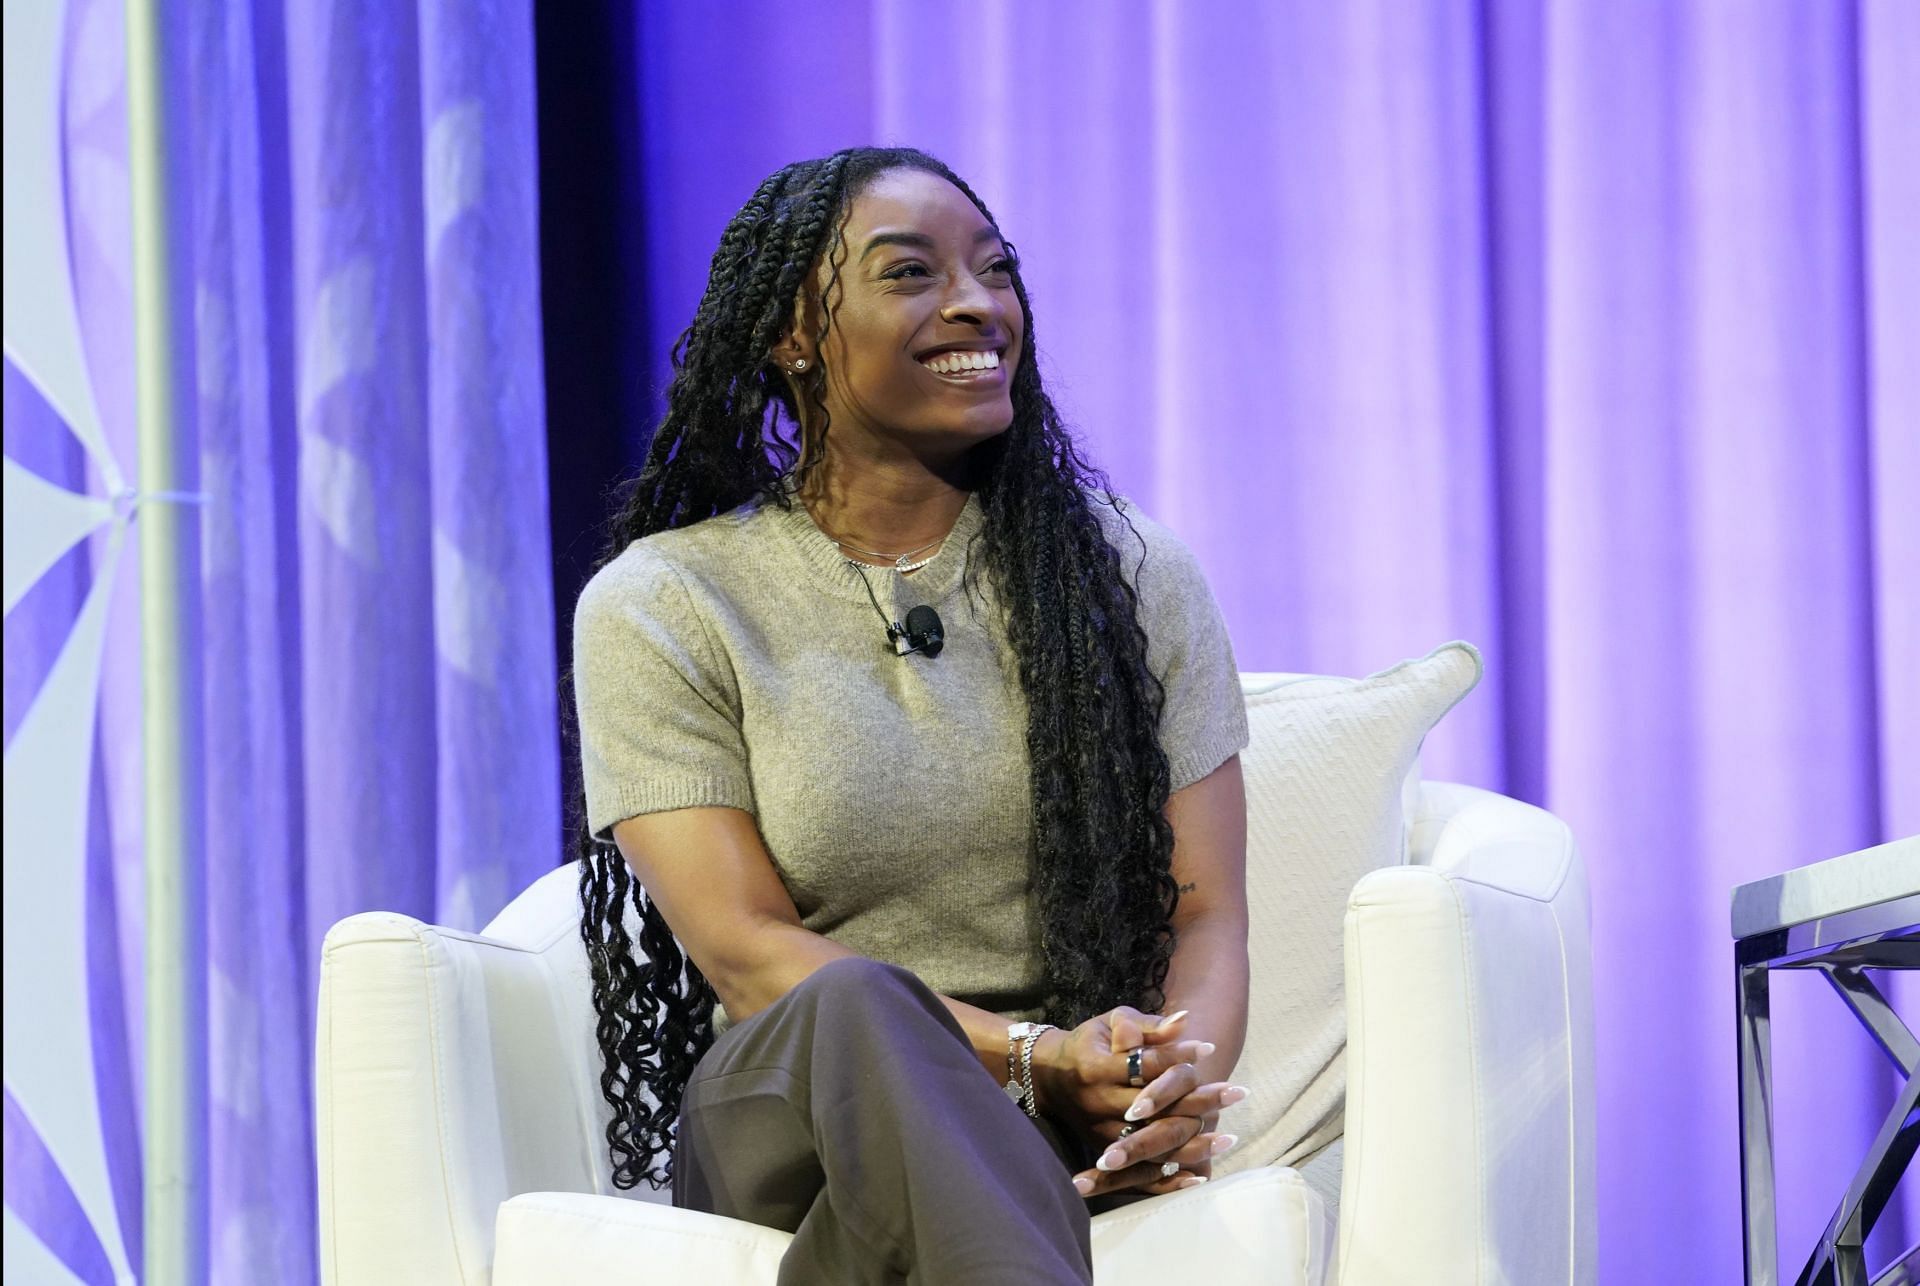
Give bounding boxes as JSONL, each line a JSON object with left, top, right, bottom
{"left": 773, "top": 166, "right": 1024, "bottom": 486}
{"left": 570, "top": 147, "right": 1252, "bottom": 1284}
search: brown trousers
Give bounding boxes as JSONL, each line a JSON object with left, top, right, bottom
{"left": 672, "top": 957, "right": 1095, "bottom": 1285}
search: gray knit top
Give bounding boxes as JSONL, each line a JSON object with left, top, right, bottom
{"left": 572, "top": 480, "right": 1249, "bottom": 1029}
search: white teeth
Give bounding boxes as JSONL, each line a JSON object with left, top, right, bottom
{"left": 922, "top": 350, "right": 1001, "bottom": 374}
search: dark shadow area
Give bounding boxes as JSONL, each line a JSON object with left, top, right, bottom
{"left": 535, "top": 1, "right": 653, "bottom": 861}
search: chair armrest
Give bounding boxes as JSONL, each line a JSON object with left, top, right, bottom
{"left": 316, "top": 913, "right": 605, "bottom": 1285}
{"left": 1337, "top": 784, "right": 1596, "bottom": 1286}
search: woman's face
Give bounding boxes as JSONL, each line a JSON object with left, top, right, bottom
{"left": 801, "top": 168, "right": 1023, "bottom": 456}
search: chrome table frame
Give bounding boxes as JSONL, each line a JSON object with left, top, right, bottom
{"left": 1737, "top": 882, "right": 1920, "bottom": 1286}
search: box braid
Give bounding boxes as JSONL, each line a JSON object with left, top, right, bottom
{"left": 577, "top": 147, "right": 1179, "bottom": 1190}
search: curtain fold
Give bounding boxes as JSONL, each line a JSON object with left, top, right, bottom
{"left": 3, "top": 0, "right": 554, "bottom": 1280}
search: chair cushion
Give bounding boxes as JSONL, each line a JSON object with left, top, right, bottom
{"left": 493, "top": 1167, "right": 1331, "bottom": 1285}
{"left": 1217, "top": 643, "right": 1481, "bottom": 1180}
{"left": 1090, "top": 1167, "right": 1333, "bottom": 1285}
{"left": 494, "top": 1191, "right": 789, "bottom": 1282}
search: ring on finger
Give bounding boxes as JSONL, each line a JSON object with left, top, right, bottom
{"left": 1117, "top": 1124, "right": 1138, "bottom": 1138}
{"left": 1126, "top": 1047, "right": 1145, "bottom": 1088}
{"left": 1160, "top": 1161, "right": 1181, "bottom": 1178}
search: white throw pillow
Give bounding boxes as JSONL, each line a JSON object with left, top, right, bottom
{"left": 1212, "top": 641, "right": 1482, "bottom": 1177}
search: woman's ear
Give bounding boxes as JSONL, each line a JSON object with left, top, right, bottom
{"left": 769, "top": 333, "right": 813, "bottom": 374}
{"left": 772, "top": 281, "right": 826, "bottom": 375}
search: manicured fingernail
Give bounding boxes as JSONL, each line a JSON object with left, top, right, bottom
{"left": 1097, "top": 1148, "right": 1127, "bottom": 1172}
{"left": 1161, "top": 1010, "right": 1189, "bottom": 1025}
{"left": 1197, "top": 1041, "right": 1217, "bottom": 1058}
{"left": 1211, "top": 1133, "right": 1239, "bottom": 1156}
{"left": 1073, "top": 1176, "right": 1094, "bottom": 1196}
{"left": 1176, "top": 1174, "right": 1209, "bottom": 1189}
{"left": 1124, "top": 1097, "right": 1155, "bottom": 1122}
{"left": 1221, "top": 1085, "right": 1251, "bottom": 1106}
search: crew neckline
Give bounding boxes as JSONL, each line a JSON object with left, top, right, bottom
{"left": 764, "top": 475, "right": 987, "bottom": 609}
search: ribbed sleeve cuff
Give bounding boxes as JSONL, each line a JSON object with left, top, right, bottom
{"left": 1167, "top": 722, "right": 1252, "bottom": 794}
{"left": 588, "top": 778, "right": 758, "bottom": 841}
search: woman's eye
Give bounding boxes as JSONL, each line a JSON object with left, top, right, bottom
{"left": 882, "top": 262, "right": 930, "bottom": 280}
{"left": 983, "top": 258, "right": 1015, "bottom": 276}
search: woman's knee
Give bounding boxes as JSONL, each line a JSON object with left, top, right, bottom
{"left": 795, "top": 956, "right": 925, "bottom": 1008}
{"left": 785, "top": 959, "right": 973, "bottom": 1051}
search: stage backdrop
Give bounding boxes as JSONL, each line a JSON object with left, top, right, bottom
{"left": 4, "top": 0, "right": 554, "bottom": 1281}
{"left": 572, "top": 4, "right": 1915, "bottom": 1284}
{"left": 4, "top": 2, "right": 1915, "bottom": 1284}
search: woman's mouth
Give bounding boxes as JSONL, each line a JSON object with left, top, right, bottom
{"left": 917, "top": 348, "right": 1005, "bottom": 384}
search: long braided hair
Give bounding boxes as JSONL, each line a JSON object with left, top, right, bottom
{"left": 578, "top": 147, "right": 1179, "bottom": 1189}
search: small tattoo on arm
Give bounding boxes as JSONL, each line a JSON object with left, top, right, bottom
{"left": 1176, "top": 882, "right": 1197, "bottom": 894}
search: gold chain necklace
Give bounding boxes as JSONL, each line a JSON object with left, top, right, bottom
{"left": 803, "top": 499, "right": 951, "bottom": 573}
{"left": 836, "top": 537, "right": 945, "bottom": 573}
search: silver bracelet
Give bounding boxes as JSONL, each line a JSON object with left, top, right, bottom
{"left": 1005, "top": 1021, "right": 1055, "bottom": 1118}
{"left": 1019, "top": 1024, "right": 1054, "bottom": 1119}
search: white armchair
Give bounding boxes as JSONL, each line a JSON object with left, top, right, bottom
{"left": 317, "top": 677, "right": 1595, "bottom": 1285}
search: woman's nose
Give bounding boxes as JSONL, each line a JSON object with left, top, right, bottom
{"left": 938, "top": 275, "right": 1004, "bottom": 328}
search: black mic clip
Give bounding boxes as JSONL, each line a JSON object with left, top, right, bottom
{"left": 846, "top": 558, "right": 945, "bottom": 658}
{"left": 889, "top": 604, "right": 945, "bottom": 658}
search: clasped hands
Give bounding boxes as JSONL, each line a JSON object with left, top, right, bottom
{"left": 1030, "top": 1006, "right": 1248, "bottom": 1200}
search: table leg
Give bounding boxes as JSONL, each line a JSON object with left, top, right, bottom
{"left": 1740, "top": 958, "right": 1778, "bottom": 1286}
{"left": 1822, "top": 966, "right": 1920, "bottom": 1077}
{"left": 1796, "top": 1069, "right": 1919, "bottom": 1286}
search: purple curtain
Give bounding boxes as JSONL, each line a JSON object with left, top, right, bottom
{"left": 625, "top": 3, "right": 1916, "bottom": 1282}
{"left": 5, "top": 2, "right": 1912, "bottom": 1283}
{"left": 3, "top": 0, "right": 554, "bottom": 1280}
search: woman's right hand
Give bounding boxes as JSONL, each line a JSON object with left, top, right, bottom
{"left": 1030, "top": 1006, "right": 1208, "bottom": 1141}
{"left": 1033, "top": 1007, "right": 1251, "bottom": 1198}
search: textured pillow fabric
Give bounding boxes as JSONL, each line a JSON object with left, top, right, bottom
{"left": 1212, "top": 641, "right": 1482, "bottom": 1179}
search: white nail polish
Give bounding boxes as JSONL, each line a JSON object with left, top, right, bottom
{"left": 1124, "top": 1098, "right": 1153, "bottom": 1122}
{"left": 1098, "top": 1149, "right": 1126, "bottom": 1172}
{"left": 1198, "top": 1041, "right": 1217, "bottom": 1058}
{"left": 1178, "top": 1174, "right": 1209, "bottom": 1189}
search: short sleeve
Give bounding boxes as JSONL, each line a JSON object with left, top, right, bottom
{"left": 1103, "top": 499, "right": 1251, "bottom": 792}
{"left": 572, "top": 545, "right": 755, "bottom": 839}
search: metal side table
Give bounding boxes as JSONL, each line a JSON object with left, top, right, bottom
{"left": 1735, "top": 837, "right": 1920, "bottom": 1286}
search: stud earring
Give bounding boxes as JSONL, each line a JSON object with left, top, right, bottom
{"left": 792, "top": 358, "right": 809, "bottom": 372}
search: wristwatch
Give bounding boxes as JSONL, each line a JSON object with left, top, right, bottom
{"left": 1004, "top": 1021, "right": 1054, "bottom": 1118}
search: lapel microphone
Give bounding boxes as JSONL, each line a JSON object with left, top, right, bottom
{"left": 848, "top": 563, "right": 945, "bottom": 658}
{"left": 892, "top": 604, "right": 945, "bottom": 658}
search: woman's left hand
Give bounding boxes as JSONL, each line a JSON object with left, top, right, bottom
{"left": 1068, "top": 1079, "right": 1246, "bottom": 1199}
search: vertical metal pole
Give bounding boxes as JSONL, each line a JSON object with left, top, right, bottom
{"left": 1738, "top": 957, "right": 1777, "bottom": 1286}
{"left": 126, "top": 2, "right": 206, "bottom": 1282}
